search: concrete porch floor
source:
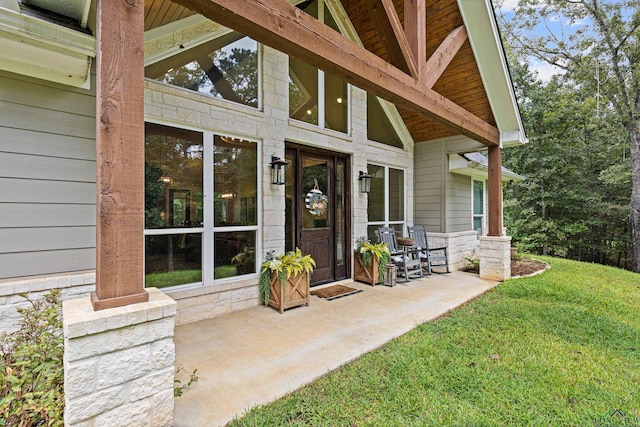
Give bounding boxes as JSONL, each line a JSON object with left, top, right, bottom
{"left": 173, "top": 271, "right": 499, "bottom": 426}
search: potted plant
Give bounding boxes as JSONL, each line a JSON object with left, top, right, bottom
{"left": 353, "top": 237, "right": 391, "bottom": 286}
{"left": 259, "top": 248, "right": 316, "bottom": 313}
{"left": 397, "top": 236, "right": 415, "bottom": 246}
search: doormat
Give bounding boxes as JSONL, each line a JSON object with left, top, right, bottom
{"left": 311, "top": 285, "right": 363, "bottom": 301}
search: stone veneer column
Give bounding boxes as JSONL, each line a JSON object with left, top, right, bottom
{"left": 63, "top": 288, "right": 176, "bottom": 426}
{"left": 479, "top": 235, "right": 512, "bottom": 281}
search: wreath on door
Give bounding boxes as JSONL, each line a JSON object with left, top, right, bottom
{"left": 305, "top": 179, "right": 328, "bottom": 216}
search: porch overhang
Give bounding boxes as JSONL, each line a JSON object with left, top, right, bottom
{"left": 0, "top": 6, "right": 95, "bottom": 88}
{"left": 172, "top": 0, "right": 501, "bottom": 147}
{"left": 449, "top": 153, "right": 525, "bottom": 182}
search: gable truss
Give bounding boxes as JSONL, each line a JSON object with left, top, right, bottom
{"left": 172, "top": 0, "right": 499, "bottom": 146}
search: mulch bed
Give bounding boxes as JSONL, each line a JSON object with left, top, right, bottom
{"left": 510, "top": 258, "right": 548, "bottom": 277}
{"left": 463, "top": 258, "right": 549, "bottom": 277}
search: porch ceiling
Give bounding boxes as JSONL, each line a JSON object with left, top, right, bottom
{"left": 144, "top": 0, "right": 498, "bottom": 145}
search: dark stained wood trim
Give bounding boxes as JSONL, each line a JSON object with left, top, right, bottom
{"left": 424, "top": 25, "right": 467, "bottom": 89}
{"left": 93, "top": 0, "right": 148, "bottom": 310}
{"left": 487, "top": 145, "right": 503, "bottom": 236}
{"left": 404, "top": 0, "right": 426, "bottom": 81}
{"left": 173, "top": 0, "right": 500, "bottom": 146}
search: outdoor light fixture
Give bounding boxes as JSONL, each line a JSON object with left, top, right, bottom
{"left": 270, "top": 156, "right": 289, "bottom": 185}
{"left": 358, "top": 171, "right": 373, "bottom": 193}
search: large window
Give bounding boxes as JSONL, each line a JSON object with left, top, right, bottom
{"left": 289, "top": 0, "right": 349, "bottom": 133}
{"left": 144, "top": 123, "right": 259, "bottom": 288}
{"left": 473, "top": 179, "right": 485, "bottom": 236}
{"left": 366, "top": 164, "right": 406, "bottom": 242}
{"left": 145, "top": 31, "right": 259, "bottom": 109}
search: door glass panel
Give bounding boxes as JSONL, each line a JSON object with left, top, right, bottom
{"left": 302, "top": 157, "right": 329, "bottom": 229}
{"left": 335, "top": 161, "right": 345, "bottom": 266}
{"left": 285, "top": 151, "right": 295, "bottom": 252}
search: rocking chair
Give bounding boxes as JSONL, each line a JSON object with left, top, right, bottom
{"left": 407, "top": 225, "right": 450, "bottom": 274}
{"left": 377, "top": 227, "right": 423, "bottom": 282}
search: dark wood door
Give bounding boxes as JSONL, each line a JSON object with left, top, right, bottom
{"left": 285, "top": 145, "right": 350, "bottom": 286}
{"left": 299, "top": 155, "right": 334, "bottom": 284}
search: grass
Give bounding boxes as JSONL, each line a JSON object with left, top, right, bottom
{"left": 144, "top": 269, "right": 201, "bottom": 288}
{"left": 229, "top": 257, "right": 640, "bottom": 426}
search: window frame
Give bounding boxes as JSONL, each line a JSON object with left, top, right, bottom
{"left": 472, "top": 178, "right": 486, "bottom": 236}
{"left": 366, "top": 163, "right": 406, "bottom": 238}
{"left": 144, "top": 119, "right": 262, "bottom": 289}
{"left": 287, "top": 0, "right": 350, "bottom": 134}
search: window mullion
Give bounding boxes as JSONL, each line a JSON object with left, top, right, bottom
{"left": 203, "top": 132, "right": 215, "bottom": 286}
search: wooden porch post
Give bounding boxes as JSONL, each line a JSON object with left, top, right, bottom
{"left": 91, "top": 0, "right": 148, "bottom": 310}
{"left": 487, "top": 145, "right": 503, "bottom": 237}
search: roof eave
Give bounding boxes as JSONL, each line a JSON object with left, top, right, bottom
{"left": 457, "top": 0, "right": 527, "bottom": 148}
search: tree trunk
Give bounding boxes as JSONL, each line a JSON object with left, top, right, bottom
{"left": 630, "top": 123, "right": 640, "bottom": 272}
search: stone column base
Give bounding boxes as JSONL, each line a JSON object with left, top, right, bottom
{"left": 63, "top": 288, "right": 176, "bottom": 427}
{"left": 479, "top": 235, "right": 512, "bottom": 281}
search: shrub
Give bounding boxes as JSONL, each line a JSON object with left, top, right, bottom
{"left": 0, "top": 290, "right": 64, "bottom": 426}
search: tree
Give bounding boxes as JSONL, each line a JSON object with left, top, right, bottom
{"left": 497, "top": 0, "right": 640, "bottom": 272}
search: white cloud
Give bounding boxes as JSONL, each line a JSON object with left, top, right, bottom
{"left": 529, "top": 58, "right": 564, "bottom": 82}
{"left": 498, "top": 0, "right": 519, "bottom": 13}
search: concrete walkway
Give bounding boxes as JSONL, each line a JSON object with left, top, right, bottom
{"left": 173, "top": 272, "right": 499, "bottom": 426}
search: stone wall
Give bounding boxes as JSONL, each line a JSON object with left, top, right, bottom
{"left": 0, "top": 271, "right": 95, "bottom": 334}
{"left": 428, "top": 230, "right": 479, "bottom": 271}
{"left": 63, "top": 288, "right": 176, "bottom": 427}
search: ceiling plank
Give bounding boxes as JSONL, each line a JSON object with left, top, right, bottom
{"left": 172, "top": 0, "right": 499, "bottom": 146}
{"left": 404, "top": 0, "right": 426, "bottom": 82}
{"left": 424, "top": 25, "right": 467, "bottom": 89}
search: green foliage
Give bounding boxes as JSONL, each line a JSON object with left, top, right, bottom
{"left": 356, "top": 237, "right": 391, "bottom": 280}
{"left": 230, "top": 257, "right": 640, "bottom": 426}
{"left": 259, "top": 249, "right": 316, "bottom": 305}
{"left": 174, "top": 367, "right": 199, "bottom": 398}
{"left": 0, "top": 290, "right": 64, "bottom": 426}
{"left": 496, "top": 0, "right": 640, "bottom": 271}
{"left": 501, "top": 50, "right": 631, "bottom": 268}
{"left": 144, "top": 269, "right": 202, "bottom": 288}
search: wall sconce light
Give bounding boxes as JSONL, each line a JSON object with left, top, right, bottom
{"left": 269, "top": 156, "right": 289, "bottom": 185}
{"left": 358, "top": 171, "right": 372, "bottom": 193}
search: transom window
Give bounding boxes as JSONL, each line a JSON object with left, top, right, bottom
{"left": 145, "top": 31, "right": 259, "bottom": 109}
{"left": 144, "top": 123, "right": 259, "bottom": 289}
{"left": 289, "top": 0, "right": 349, "bottom": 133}
{"left": 366, "top": 164, "right": 405, "bottom": 241}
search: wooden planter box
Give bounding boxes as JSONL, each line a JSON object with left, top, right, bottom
{"left": 268, "top": 272, "right": 310, "bottom": 313}
{"left": 354, "top": 251, "right": 381, "bottom": 286}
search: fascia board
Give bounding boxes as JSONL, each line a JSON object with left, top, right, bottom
{"left": 0, "top": 7, "right": 95, "bottom": 88}
{"left": 457, "top": 0, "right": 527, "bottom": 146}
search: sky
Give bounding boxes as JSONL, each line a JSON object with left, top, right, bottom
{"left": 494, "top": 0, "right": 575, "bottom": 82}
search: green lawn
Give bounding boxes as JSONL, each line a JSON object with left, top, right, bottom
{"left": 230, "top": 257, "right": 640, "bottom": 426}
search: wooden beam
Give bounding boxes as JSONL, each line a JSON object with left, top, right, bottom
{"left": 372, "top": 0, "right": 419, "bottom": 78}
{"left": 172, "top": 0, "right": 499, "bottom": 146}
{"left": 404, "top": 0, "right": 426, "bottom": 82}
{"left": 92, "top": 0, "right": 148, "bottom": 310}
{"left": 487, "top": 145, "right": 503, "bottom": 236}
{"left": 424, "top": 25, "right": 468, "bottom": 89}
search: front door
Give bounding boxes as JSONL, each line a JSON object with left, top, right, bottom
{"left": 285, "top": 145, "right": 349, "bottom": 285}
